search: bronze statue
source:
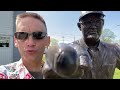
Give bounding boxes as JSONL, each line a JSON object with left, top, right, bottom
{"left": 42, "top": 11, "right": 120, "bottom": 79}
{"left": 42, "top": 43, "right": 83, "bottom": 79}
{"left": 74, "top": 11, "right": 120, "bottom": 79}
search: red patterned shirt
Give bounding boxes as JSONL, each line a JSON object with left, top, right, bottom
{"left": 0, "top": 59, "right": 33, "bottom": 79}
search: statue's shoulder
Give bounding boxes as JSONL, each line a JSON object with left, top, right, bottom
{"left": 72, "top": 38, "right": 85, "bottom": 47}
{"left": 72, "top": 40, "right": 81, "bottom": 45}
{"left": 101, "top": 41, "right": 119, "bottom": 49}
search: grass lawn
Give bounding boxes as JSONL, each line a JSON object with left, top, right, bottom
{"left": 113, "top": 68, "right": 120, "bottom": 79}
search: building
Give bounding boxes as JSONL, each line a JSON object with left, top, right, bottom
{"left": 0, "top": 11, "right": 25, "bottom": 65}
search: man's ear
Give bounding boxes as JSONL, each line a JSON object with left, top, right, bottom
{"left": 46, "top": 36, "right": 50, "bottom": 47}
{"left": 77, "top": 22, "right": 81, "bottom": 31}
{"left": 14, "top": 36, "right": 18, "bottom": 48}
{"left": 103, "top": 20, "right": 104, "bottom": 26}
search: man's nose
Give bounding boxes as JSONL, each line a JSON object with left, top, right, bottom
{"left": 26, "top": 36, "right": 36, "bottom": 47}
{"left": 90, "top": 23, "right": 97, "bottom": 29}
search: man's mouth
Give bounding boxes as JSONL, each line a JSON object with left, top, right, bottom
{"left": 86, "top": 32, "right": 97, "bottom": 35}
{"left": 25, "top": 49, "right": 37, "bottom": 54}
{"left": 86, "top": 32, "right": 98, "bottom": 38}
{"left": 88, "top": 31, "right": 97, "bottom": 34}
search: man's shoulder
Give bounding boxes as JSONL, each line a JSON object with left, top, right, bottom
{"left": 0, "top": 61, "right": 19, "bottom": 73}
{"left": 0, "top": 61, "right": 20, "bottom": 79}
{"left": 72, "top": 38, "right": 85, "bottom": 47}
{"left": 72, "top": 40, "right": 80, "bottom": 45}
{"left": 72, "top": 38, "right": 82, "bottom": 45}
{"left": 100, "top": 41, "right": 120, "bottom": 49}
{"left": 0, "top": 65, "right": 9, "bottom": 79}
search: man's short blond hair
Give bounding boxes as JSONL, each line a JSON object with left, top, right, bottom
{"left": 16, "top": 12, "right": 47, "bottom": 32}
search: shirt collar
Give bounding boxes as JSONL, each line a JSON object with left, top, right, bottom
{"left": 16, "top": 58, "right": 33, "bottom": 79}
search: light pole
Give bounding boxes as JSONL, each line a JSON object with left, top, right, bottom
{"left": 74, "top": 36, "right": 75, "bottom": 42}
{"left": 62, "top": 36, "right": 64, "bottom": 43}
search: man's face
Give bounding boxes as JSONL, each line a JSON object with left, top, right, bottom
{"left": 79, "top": 14, "right": 104, "bottom": 42}
{"left": 14, "top": 17, "right": 50, "bottom": 62}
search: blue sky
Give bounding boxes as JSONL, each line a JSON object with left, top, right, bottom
{"left": 27, "top": 11, "right": 120, "bottom": 43}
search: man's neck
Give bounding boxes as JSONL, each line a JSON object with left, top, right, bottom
{"left": 85, "top": 38, "right": 100, "bottom": 48}
{"left": 22, "top": 59, "right": 42, "bottom": 72}
{"left": 29, "top": 71, "right": 43, "bottom": 79}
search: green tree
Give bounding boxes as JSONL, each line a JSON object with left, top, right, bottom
{"left": 50, "top": 38, "right": 59, "bottom": 46}
{"left": 100, "top": 29, "right": 116, "bottom": 43}
{"left": 42, "top": 38, "right": 59, "bottom": 62}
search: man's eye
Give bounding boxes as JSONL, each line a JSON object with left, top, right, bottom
{"left": 87, "top": 21, "right": 91, "bottom": 24}
{"left": 84, "top": 21, "right": 91, "bottom": 25}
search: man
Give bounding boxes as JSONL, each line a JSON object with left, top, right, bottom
{"left": 73, "top": 11, "right": 120, "bottom": 79}
{"left": 0, "top": 12, "right": 50, "bottom": 79}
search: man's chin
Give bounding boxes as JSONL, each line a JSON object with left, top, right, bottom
{"left": 87, "top": 34, "right": 96, "bottom": 38}
{"left": 86, "top": 37, "right": 95, "bottom": 41}
{"left": 87, "top": 34, "right": 99, "bottom": 39}
{"left": 85, "top": 35, "right": 99, "bottom": 41}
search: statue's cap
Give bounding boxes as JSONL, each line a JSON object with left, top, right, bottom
{"left": 79, "top": 11, "right": 105, "bottom": 21}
